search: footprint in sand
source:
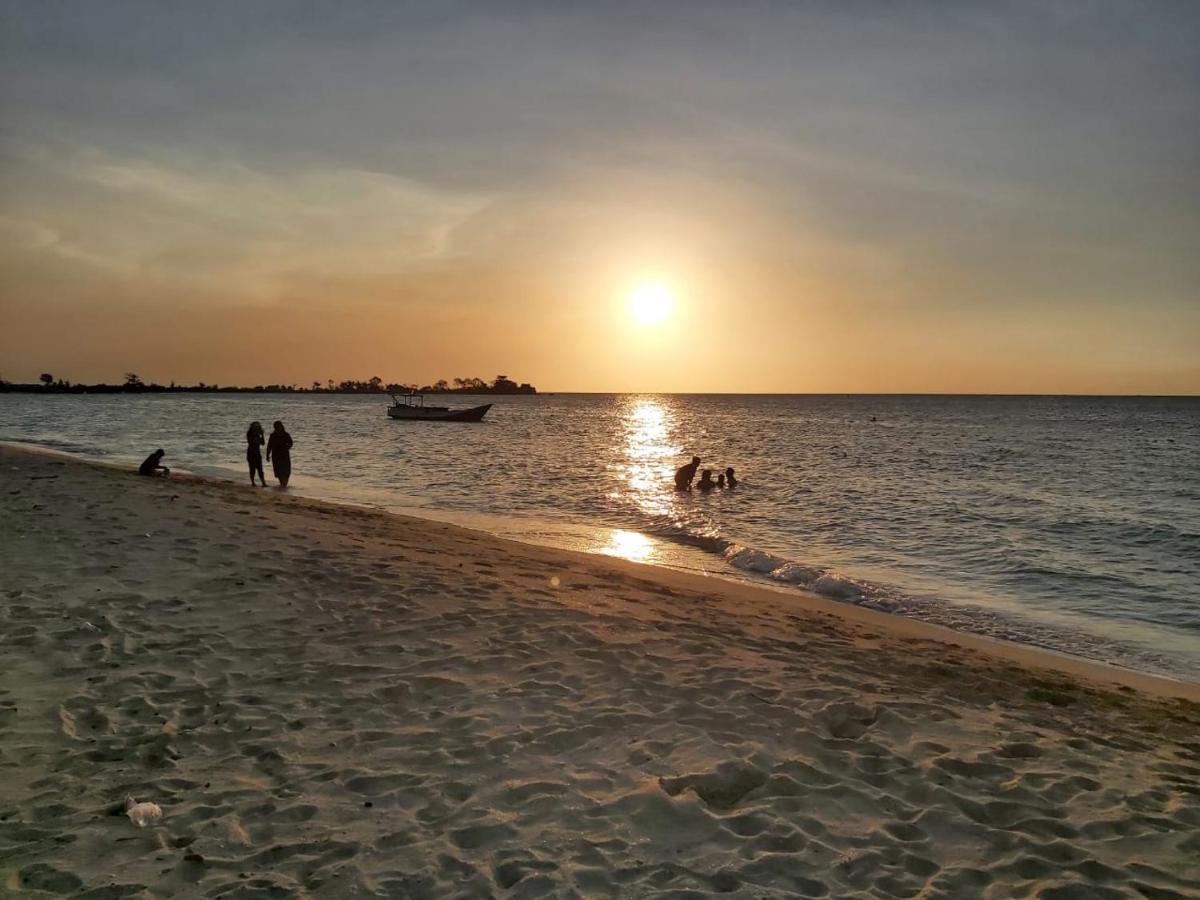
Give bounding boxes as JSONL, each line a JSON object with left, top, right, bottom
{"left": 815, "top": 700, "right": 880, "bottom": 740}
{"left": 660, "top": 760, "right": 768, "bottom": 810}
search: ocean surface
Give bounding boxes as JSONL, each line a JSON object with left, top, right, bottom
{"left": 3, "top": 392, "right": 1198, "bottom": 680}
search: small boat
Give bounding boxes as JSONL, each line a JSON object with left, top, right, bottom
{"left": 386, "top": 392, "right": 492, "bottom": 422}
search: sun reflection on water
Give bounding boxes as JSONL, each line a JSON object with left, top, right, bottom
{"left": 615, "top": 397, "right": 678, "bottom": 516}
{"left": 595, "top": 396, "right": 688, "bottom": 562}
{"left": 598, "top": 528, "right": 655, "bottom": 562}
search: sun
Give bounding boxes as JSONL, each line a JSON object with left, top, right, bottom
{"left": 628, "top": 280, "right": 674, "bottom": 326}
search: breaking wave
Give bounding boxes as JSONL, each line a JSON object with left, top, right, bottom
{"left": 633, "top": 517, "right": 1194, "bottom": 681}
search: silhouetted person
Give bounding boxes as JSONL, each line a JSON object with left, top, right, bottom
{"left": 138, "top": 449, "right": 169, "bottom": 477}
{"left": 246, "top": 421, "right": 266, "bottom": 486}
{"left": 266, "top": 420, "right": 293, "bottom": 488}
{"left": 717, "top": 473, "right": 726, "bottom": 488}
{"left": 725, "top": 467, "right": 738, "bottom": 488}
{"left": 697, "top": 469, "right": 716, "bottom": 491}
{"left": 674, "top": 456, "right": 701, "bottom": 491}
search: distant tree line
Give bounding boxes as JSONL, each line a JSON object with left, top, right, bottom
{"left": 0, "top": 373, "right": 536, "bottom": 395}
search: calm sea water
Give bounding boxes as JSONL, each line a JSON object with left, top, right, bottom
{"left": 3, "top": 393, "right": 1197, "bottom": 680}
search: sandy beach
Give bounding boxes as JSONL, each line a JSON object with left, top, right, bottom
{"left": 2, "top": 446, "right": 1198, "bottom": 898}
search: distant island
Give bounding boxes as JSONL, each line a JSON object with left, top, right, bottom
{"left": 0, "top": 373, "right": 537, "bottom": 395}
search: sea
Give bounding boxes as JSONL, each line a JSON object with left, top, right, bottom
{"left": 3, "top": 392, "right": 1197, "bottom": 681}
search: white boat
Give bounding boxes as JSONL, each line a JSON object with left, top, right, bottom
{"left": 386, "top": 392, "right": 492, "bottom": 422}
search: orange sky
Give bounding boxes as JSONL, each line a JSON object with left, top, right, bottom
{"left": 2, "top": 4, "right": 1197, "bottom": 394}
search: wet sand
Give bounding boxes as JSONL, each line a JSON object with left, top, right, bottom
{"left": 2, "top": 445, "right": 1198, "bottom": 898}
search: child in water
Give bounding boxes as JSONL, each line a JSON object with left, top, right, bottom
{"left": 696, "top": 469, "right": 716, "bottom": 491}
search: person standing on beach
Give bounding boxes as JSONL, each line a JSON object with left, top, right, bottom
{"left": 266, "top": 420, "right": 293, "bottom": 488}
{"left": 674, "top": 455, "right": 701, "bottom": 491}
{"left": 246, "top": 421, "right": 266, "bottom": 486}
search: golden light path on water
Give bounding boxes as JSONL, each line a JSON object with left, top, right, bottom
{"left": 599, "top": 528, "right": 655, "bottom": 563}
{"left": 596, "top": 397, "right": 680, "bottom": 564}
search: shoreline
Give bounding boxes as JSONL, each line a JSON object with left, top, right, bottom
{"left": 3, "top": 392, "right": 1196, "bottom": 690}
{"left": 4, "top": 441, "right": 1197, "bottom": 700}
{"left": 3, "top": 443, "right": 1199, "bottom": 895}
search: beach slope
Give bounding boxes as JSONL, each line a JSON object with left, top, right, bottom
{"left": 1, "top": 447, "right": 1198, "bottom": 897}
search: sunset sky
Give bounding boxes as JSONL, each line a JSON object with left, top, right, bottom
{"left": 2, "top": 2, "right": 1197, "bottom": 393}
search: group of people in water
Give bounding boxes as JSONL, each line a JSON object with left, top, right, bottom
{"left": 138, "top": 420, "right": 294, "bottom": 488}
{"left": 674, "top": 455, "right": 738, "bottom": 492}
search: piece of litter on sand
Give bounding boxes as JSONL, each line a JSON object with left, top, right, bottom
{"left": 124, "top": 796, "right": 163, "bottom": 827}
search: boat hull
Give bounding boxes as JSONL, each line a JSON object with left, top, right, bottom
{"left": 387, "top": 403, "right": 491, "bottom": 422}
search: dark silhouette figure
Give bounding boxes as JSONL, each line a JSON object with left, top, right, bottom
{"left": 696, "top": 469, "right": 716, "bottom": 491}
{"left": 725, "top": 467, "right": 738, "bottom": 488}
{"left": 138, "top": 449, "right": 169, "bottom": 477}
{"left": 266, "top": 420, "right": 293, "bottom": 488}
{"left": 246, "top": 421, "right": 266, "bottom": 486}
{"left": 674, "top": 456, "right": 701, "bottom": 491}
{"left": 717, "top": 473, "right": 726, "bottom": 488}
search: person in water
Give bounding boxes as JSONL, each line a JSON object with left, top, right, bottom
{"left": 696, "top": 469, "right": 717, "bottom": 491}
{"left": 246, "top": 421, "right": 266, "bottom": 486}
{"left": 266, "top": 420, "right": 293, "bottom": 488}
{"left": 724, "top": 466, "right": 738, "bottom": 488}
{"left": 138, "top": 449, "right": 169, "bottom": 477}
{"left": 674, "top": 456, "right": 701, "bottom": 491}
{"left": 717, "top": 473, "right": 726, "bottom": 488}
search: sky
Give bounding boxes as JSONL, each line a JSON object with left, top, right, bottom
{"left": 1, "top": 1, "right": 1197, "bottom": 393}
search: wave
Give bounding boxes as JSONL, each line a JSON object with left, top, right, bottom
{"left": 0, "top": 436, "right": 113, "bottom": 458}
{"left": 630, "top": 511, "right": 897, "bottom": 609}
{"left": 632, "top": 516, "right": 1195, "bottom": 681}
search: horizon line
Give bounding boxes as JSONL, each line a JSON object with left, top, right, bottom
{"left": 2, "top": 385, "right": 1197, "bottom": 399}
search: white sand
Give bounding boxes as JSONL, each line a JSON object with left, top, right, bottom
{"left": 2, "top": 445, "right": 1198, "bottom": 898}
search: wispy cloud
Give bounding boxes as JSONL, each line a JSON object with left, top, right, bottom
{"left": 3, "top": 140, "right": 490, "bottom": 295}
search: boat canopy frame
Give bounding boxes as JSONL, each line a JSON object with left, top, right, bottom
{"left": 388, "top": 391, "right": 425, "bottom": 408}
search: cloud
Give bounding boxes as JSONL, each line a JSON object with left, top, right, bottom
{"left": 1, "top": 1, "right": 1197, "bottom": 390}
{"left": 2, "top": 140, "right": 490, "bottom": 298}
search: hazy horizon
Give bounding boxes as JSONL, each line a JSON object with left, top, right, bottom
{"left": 4, "top": 377, "right": 1198, "bottom": 398}
{"left": 2, "top": 2, "right": 1198, "bottom": 394}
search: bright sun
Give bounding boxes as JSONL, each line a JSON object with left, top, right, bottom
{"left": 628, "top": 281, "right": 674, "bottom": 326}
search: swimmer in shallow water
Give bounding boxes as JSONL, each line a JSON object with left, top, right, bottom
{"left": 674, "top": 455, "right": 701, "bottom": 491}
{"left": 696, "top": 469, "right": 716, "bottom": 491}
{"left": 725, "top": 467, "right": 738, "bottom": 488}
